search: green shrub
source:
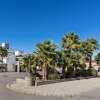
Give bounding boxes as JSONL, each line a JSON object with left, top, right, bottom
{"left": 87, "top": 67, "right": 97, "bottom": 76}
{"left": 48, "top": 68, "right": 60, "bottom": 80}
{"left": 48, "top": 73, "right": 60, "bottom": 80}
{"left": 66, "top": 67, "right": 74, "bottom": 78}
{"left": 76, "top": 69, "right": 88, "bottom": 77}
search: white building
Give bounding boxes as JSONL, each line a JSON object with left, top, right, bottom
{"left": 0, "top": 42, "right": 24, "bottom": 72}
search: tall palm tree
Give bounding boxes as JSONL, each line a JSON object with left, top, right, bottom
{"left": 85, "top": 38, "right": 99, "bottom": 68}
{"left": 35, "top": 40, "right": 57, "bottom": 80}
{"left": 62, "top": 32, "right": 81, "bottom": 77}
{"left": 62, "top": 32, "right": 79, "bottom": 49}
{"left": 95, "top": 53, "right": 100, "bottom": 65}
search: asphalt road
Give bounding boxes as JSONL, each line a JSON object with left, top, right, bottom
{"left": 0, "top": 72, "right": 100, "bottom": 100}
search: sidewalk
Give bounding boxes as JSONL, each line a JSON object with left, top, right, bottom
{"left": 7, "top": 77, "right": 100, "bottom": 97}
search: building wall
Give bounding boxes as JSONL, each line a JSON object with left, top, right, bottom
{"left": 85, "top": 61, "right": 100, "bottom": 71}
{"left": 7, "top": 54, "right": 16, "bottom": 71}
{"left": 0, "top": 43, "right": 27, "bottom": 72}
{"left": 3, "top": 48, "right": 16, "bottom": 72}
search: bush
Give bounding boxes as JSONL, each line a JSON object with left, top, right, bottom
{"left": 87, "top": 67, "right": 97, "bottom": 76}
{"left": 48, "top": 68, "right": 60, "bottom": 80}
{"left": 48, "top": 73, "right": 60, "bottom": 80}
{"left": 75, "top": 69, "right": 86, "bottom": 77}
{"left": 20, "top": 65, "right": 26, "bottom": 72}
{"left": 66, "top": 67, "right": 74, "bottom": 78}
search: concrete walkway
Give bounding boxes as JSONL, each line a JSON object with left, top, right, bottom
{"left": 68, "top": 87, "right": 100, "bottom": 100}
{"left": 1, "top": 72, "right": 100, "bottom": 100}
{"left": 7, "top": 77, "right": 100, "bottom": 97}
{"left": 0, "top": 72, "right": 61, "bottom": 100}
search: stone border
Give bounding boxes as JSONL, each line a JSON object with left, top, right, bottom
{"left": 34, "top": 76, "right": 98, "bottom": 86}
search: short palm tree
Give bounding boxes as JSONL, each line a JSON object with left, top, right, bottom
{"left": 0, "top": 47, "right": 8, "bottom": 71}
{"left": 21, "top": 55, "right": 34, "bottom": 76}
{"left": 35, "top": 40, "right": 57, "bottom": 80}
{"left": 0, "top": 47, "right": 8, "bottom": 63}
{"left": 62, "top": 32, "right": 81, "bottom": 77}
{"left": 21, "top": 56, "right": 30, "bottom": 72}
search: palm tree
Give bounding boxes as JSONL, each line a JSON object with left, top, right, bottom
{"left": 21, "top": 56, "right": 30, "bottom": 72}
{"left": 62, "top": 32, "right": 79, "bottom": 49}
{"left": 0, "top": 47, "right": 8, "bottom": 61}
{"left": 34, "top": 40, "right": 57, "bottom": 80}
{"left": 0, "top": 47, "right": 8, "bottom": 71}
{"left": 21, "top": 55, "right": 34, "bottom": 76}
{"left": 95, "top": 53, "right": 100, "bottom": 65}
{"left": 62, "top": 32, "right": 81, "bottom": 77}
{"left": 85, "top": 38, "right": 99, "bottom": 68}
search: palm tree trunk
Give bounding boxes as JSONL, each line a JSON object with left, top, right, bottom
{"left": 42, "top": 64, "right": 48, "bottom": 80}
{"left": 89, "top": 55, "right": 92, "bottom": 68}
{"left": 45, "top": 65, "right": 48, "bottom": 80}
{"left": 44, "top": 66, "right": 48, "bottom": 80}
{"left": 42, "top": 63, "right": 47, "bottom": 80}
{"left": 42, "top": 67, "right": 45, "bottom": 80}
{"left": 62, "top": 66, "right": 66, "bottom": 78}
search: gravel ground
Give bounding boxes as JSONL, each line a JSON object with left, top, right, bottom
{"left": 7, "top": 77, "right": 100, "bottom": 97}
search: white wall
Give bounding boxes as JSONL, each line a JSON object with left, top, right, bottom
{"left": 7, "top": 49, "right": 16, "bottom": 71}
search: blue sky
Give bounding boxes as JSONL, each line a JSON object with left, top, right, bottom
{"left": 0, "top": 0, "right": 100, "bottom": 53}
